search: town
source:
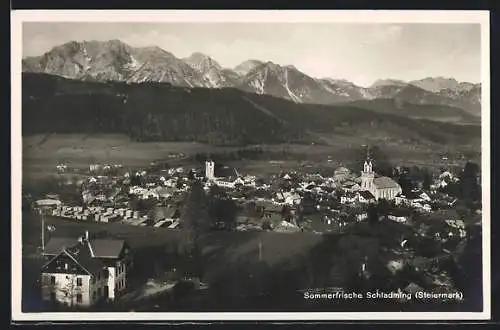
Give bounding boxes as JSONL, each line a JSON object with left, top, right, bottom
{"left": 22, "top": 145, "right": 482, "bottom": 312}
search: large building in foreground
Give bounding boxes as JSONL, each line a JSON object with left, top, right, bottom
{"left": 360, "top": 158, "right": 402, "bottom": 201}
{"left": 41, "top": 232, "right": 131, "bottom": 307}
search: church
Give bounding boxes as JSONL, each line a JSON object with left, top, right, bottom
{"left": 360, "top": 158, "right": 402, "bottom": 201}
{"left": 205, "top": 160, "right": 243, "bottom": 188}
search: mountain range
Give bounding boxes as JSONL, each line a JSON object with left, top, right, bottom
{"left": 22, "top": 39, "right": 482, "bottom": 118}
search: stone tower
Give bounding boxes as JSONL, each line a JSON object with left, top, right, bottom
{"left": 361, "top": 149, "right": 374, "bottom": 191}
{"left": 205, "top": 160, "right": 215, "bottom": 180}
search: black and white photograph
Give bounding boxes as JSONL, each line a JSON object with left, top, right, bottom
{"left": 11, "top": 10, "right": 490, "bottom": 321}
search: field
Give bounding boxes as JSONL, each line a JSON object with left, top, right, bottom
{"left": 22, "top": 134, "right": 242, "bottom": 179}
{"left": 22, "top": 134, "right": 480, "bottom": 182}
{"left": 26, "top": 214, "right": 321, "bottom": 261}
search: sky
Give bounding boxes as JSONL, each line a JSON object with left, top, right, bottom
{"left": 22, "top": 22, "right": 481, "bottom": 87}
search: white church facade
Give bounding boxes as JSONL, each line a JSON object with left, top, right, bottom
{"left": 205, "top": 160, "right": 248, "bottom": 188}
{"left": 360, "top": 159, "right": 402, "bottom": 201}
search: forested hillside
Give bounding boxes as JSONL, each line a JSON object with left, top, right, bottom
{"left": 22, "top": 73, "right": 480, "bottom": 147}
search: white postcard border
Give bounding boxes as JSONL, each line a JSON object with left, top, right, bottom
{"left": 11, "top": 10, "right": 491, "bottom": 321}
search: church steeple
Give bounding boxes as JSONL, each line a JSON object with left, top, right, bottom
{"left": 361, "top": 145, "right": 374, "bottom": 191}
{"left": 363, "top": 146, "right": 373, "bottom": 174}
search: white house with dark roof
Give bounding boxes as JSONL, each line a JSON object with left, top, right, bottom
{"left": 40, "top": 236, "right": 108, "bottom": 307}
{"left": 358, "top": 190, "right": 376, "bottom": 204}
{"left": 43, "top": 232, "right": 131, "bottom": 302}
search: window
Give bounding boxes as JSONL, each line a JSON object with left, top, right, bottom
{"left": 76, "top": 277, "right": 82, "bottom": 286}
{"left": 92, "top": 291, "right": 96, "bottom": 301}
{"left": 97, "top": 272, "right": 100, "bottom": 281}
{"left": 50, "top": 276, "right": 55, "bottom": 285}
{"left": 97, "top": 287, "right": 102, "bottom": 297}
{"left": 76, "top": 294, "right": 82, "bottom": 303}
{"left": 91, "top": 276, "right": 95, "bottom": 284}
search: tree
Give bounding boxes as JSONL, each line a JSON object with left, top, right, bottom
{"left": 376, "top": 199, "right": 392, "bottom": 217}
{"left": 57, "top": 273, "right": 78, "bottom": 309}
{"left": 367, "top": 203, "right": 379, "bottom": 225}
{"left": 397, "top": 167, "right": 413, "bottom": 195}
{"left": 422, "top": 169, "right": 433, "bottom": 190}
{"left": 459, "top": 162, "right": 481, "bottom": 208}
{"left": 207, "top": 187, "right": 238, "bottom": 230}
{"left": 179, "top": 180, "right": 211, "bottom": 278}
{"left": 130, "top": 174, "right": 142, "bottom": 186}
{"left": 370, "top": 145, "right": 393, "bottom": 177}
{"left": 352, "top": 145, "right": 393, "bottom": 177}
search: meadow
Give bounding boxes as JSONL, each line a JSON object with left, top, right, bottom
{"left": 22, "top": 134, "right": 480, "bottom": 182}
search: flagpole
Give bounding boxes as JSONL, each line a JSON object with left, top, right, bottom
{"left": 41, "top": 211, "right": 45, "bottom": 253}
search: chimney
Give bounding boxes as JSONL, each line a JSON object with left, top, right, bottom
{"left": 85, "top": 230, "right": 89, "bottom": 241}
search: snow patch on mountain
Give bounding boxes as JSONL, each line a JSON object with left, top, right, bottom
{"left": 284, "top": 69, "right": 302, "bottom": 103}
{"left": 124, "top": 55, "right": 140, "bottom": 70}
{"left": 251, "top": 79, "right": 265, "bottom": 94}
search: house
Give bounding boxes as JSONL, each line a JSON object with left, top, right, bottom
{"left": 388, "top": 214, "right": 408, "bottom": 223}
{"left": 358, "top": 190, "right": 376, "bottom": 204}
{"left": 334, "top": 166, "right": 351, "bottom": 182}
{"left": 340, "top": 191, "right": 358, "bottom": 204}
{"left": 387, "top": 209, "right": 412, "bottom": 224}
{"left": 395, "top": 190, "right": 432, "bottom": 208}
{"left": 356, "top": 212, "right": 368, "bottom": 222}
{"left": 342, "top": 181, "right": 361, "bottom": 193}
{"left": 444, "top": 219, "right": 467, "bottom": 238}
{"left": 43, "top": 232, "right": 131, "bottom": 302}
{"left": 243, "top": 175, "right": 256, "bottom": 187}
{"left": 40, "top": 238, "right": 108, "bottom": 307}
{"left": 34, "top": 199, "right": 62, "bottom": 215}
{"left": 274, "top": 191, "right": 301, "bottom": 205}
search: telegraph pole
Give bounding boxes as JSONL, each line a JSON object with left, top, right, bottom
{"left": 41, "top": 211, "right": 45, "bottom": 254}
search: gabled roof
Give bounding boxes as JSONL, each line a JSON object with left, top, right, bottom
{"left": 42, "top": 241, "right": 104, "bottom": 276}
{"left": 66, "top": 242, "right": 104, "bottom": 274}
{"left": 43, "top": 237, "right": 79, "bottom": 256}
{"left": 343, "top": 191, "right": 358, "bottom": 198}
{"left": 44, "top": 237, "right": 126, "bottom": 259}
{"left": 214, "top": 165, "right": 239, "bottom": 179}
{"left": 359, "top": 190, "right": 375, "bottom": 200}
{"left": 373, "top": 176, "right": 400, "bottom": 189}
{"left": 89, "top": 239, "right": 126, "bottom": 258}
